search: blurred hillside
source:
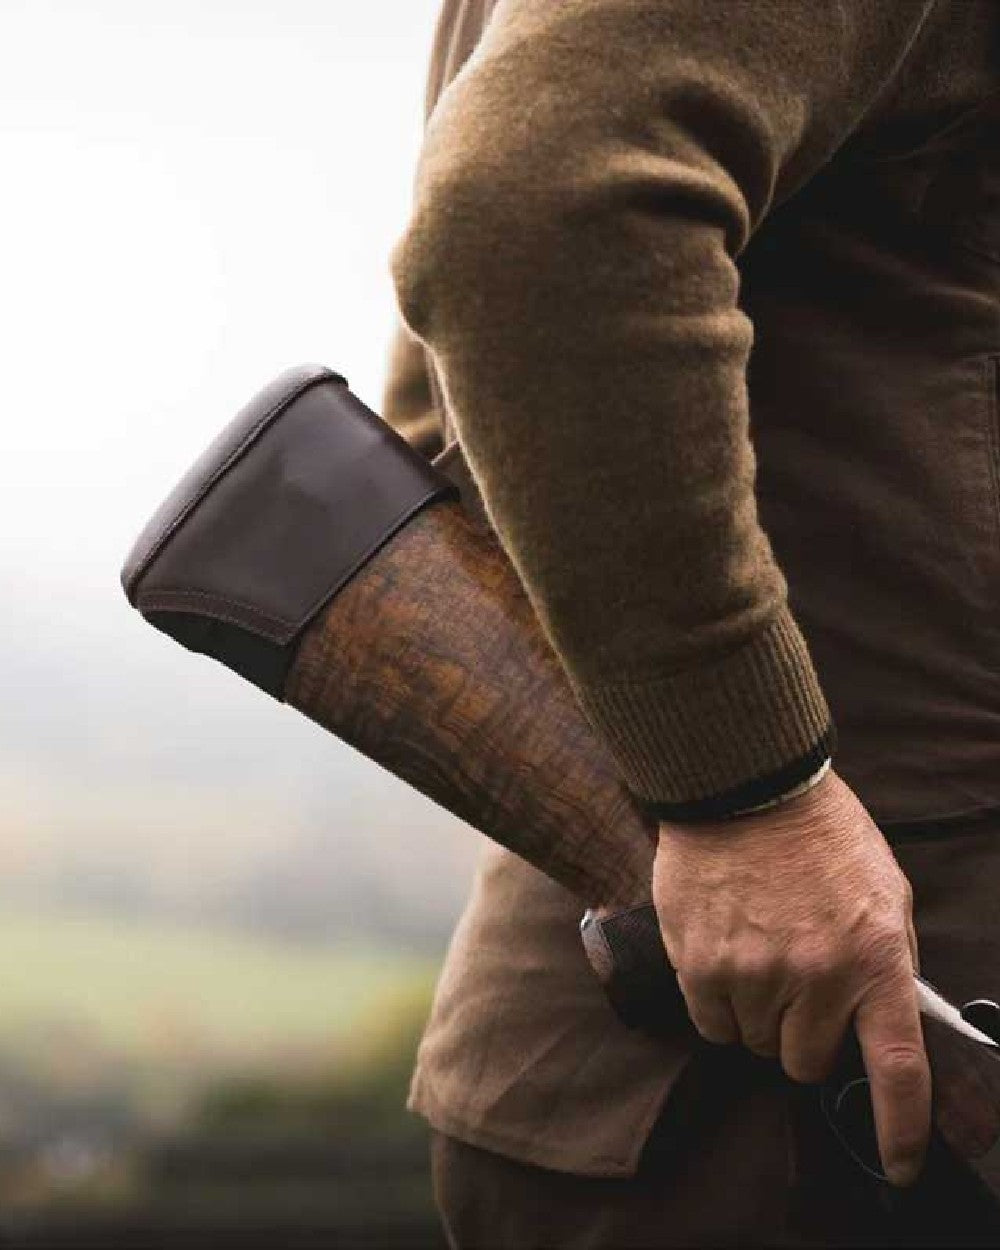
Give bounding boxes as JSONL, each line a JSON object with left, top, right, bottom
{"left": 0, "top": 906, "right": 446, "bottom": 1246}
{"left": 0, "top": 576, "right": 482, "bottom": 950}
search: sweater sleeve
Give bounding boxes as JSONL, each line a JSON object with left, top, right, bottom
{"left": 390, "top": 0, "right": 935, "bottom": 820}
{"left": 381, "top": 319, "right": 446, "bottom": 461}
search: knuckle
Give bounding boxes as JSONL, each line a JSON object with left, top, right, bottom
{"left": 740, "top": 1023, "right": 779, "bottom": 1057}
{"left": 866, "top": 914, "right": 905, "bottom": 948}
{"left": 857, "top": 925, "right": 909, "bottom": 975}
{"left": 789, "top": 945, "right": 840, "bottom": 987}
{"left": 681, "top": 996, "right": 736, "bottom": 1046}
{"left": 679, "top": 957, "right": 723, "bottom": 995}
{"left": 681, "top": 944, "right": 743, "bottom": 994}
{"left": 874, "top": 1044, "right": 930, "bottom": 1091}
{"left": 783, "top": 1047, "right": 837, "bottom": 1085}
{"left": 734, "top": 948, "right": 780, "bottom": 988}
{"left": 693, "top": 1017, "right": 733, "bottom": 1046}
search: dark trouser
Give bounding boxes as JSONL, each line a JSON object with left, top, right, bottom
{"left": 430, "top": 1043, "right": 1000, "bottom": 1249}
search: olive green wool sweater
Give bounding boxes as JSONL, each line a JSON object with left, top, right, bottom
{"left": 390, "top": 0, "right": 945, "bottom": 819}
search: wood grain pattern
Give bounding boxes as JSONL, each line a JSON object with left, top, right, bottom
{"left": 284, "top": 495, "right": 655, "bottom": 910}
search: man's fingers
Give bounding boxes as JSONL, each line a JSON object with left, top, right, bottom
{"left": 676, "top": 975, "right": 741, "bottom": 1047}
{"left": 853, "top": 967, "right": 932, "bottom": 1188}
{"left": 729, "top": 970, "right": 783, "bottom": 1059}
{"left": 778, "top": 985, "right": 853, "bottom": 1084}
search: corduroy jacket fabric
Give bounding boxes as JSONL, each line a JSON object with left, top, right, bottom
{"left": 385, "top": 0, "right": 1000, "bottom": 1178}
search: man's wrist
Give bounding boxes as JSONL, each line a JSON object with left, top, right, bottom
{"left": 636, "top": 721, "right": 837, "bottom": 826}
{"left": 575, "top": 607, "right": 837, "bottom": 826}
{"left": 725, "top": 756, "right": 833, "bottom": 819}
{"left": 652, "top": 756, "right": 834, "bottom": 833}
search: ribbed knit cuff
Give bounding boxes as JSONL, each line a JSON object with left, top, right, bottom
{"left": 571, "top": 605, "right": 837, "bottom": 823}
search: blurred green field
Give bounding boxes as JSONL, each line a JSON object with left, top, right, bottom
{"left": 0, "top": 905, "right": 446, "bottom": 1244}
{"left": 0, "top": 904, "right": 438, "bottom": 1077}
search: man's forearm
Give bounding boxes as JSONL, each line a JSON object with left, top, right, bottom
{"left": 391, "top": 0, "right": 935, "bottom": 819}
{"left": 379, "top": 319, "right": 832, "bottom": 827}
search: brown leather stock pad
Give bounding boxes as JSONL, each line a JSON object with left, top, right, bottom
{"left": 121, "top": 365, "right": 458, "bottom": 697}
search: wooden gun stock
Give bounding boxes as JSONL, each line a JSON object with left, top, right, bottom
{"left": 122, "top": 366, "right": 1000, "bottom": 1199}
{"left": 285, "top": 482, "right": 659, "bottom": 914}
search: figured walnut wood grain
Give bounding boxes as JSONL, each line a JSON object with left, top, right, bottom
{"left": 284, "top": 498, "right": 655, "bottom": 909}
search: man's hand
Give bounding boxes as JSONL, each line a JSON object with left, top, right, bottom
{"left": 653, "top": 768, "right": 929, "bottom": 1188}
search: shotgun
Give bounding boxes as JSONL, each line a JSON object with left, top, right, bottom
{"left": 122, "top": 364, "right": 1000, "bottom": 1199}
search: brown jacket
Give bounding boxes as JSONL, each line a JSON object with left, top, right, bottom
{"left": 383, "top": 0, "right": 1000, "bottom": 1176}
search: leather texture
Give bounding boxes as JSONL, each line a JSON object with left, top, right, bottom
{"left": 122, "top": 363, "right": 343, "bottom": 604}
{"left": 121, "top": 365, "right": 458, "bottom": 697}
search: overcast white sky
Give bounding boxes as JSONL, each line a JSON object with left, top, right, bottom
{"left": 0, "top": 1, "right": 484, "bottom": 937}
{"left": 1, "top": 0, "right": 441, "bottom": 587}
